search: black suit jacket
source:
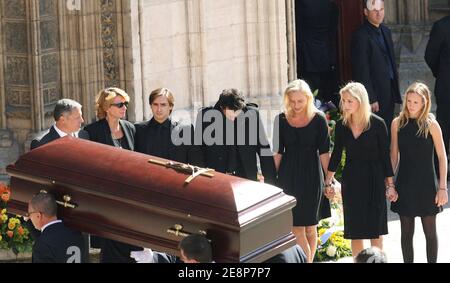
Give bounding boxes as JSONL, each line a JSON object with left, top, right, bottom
{"left": 30, "top": 126, "right": 90, "bottom": 150}
{"left": 134, "top": 118, "right": 203, "bottom": 166}
{"left": 84, "top": 118, "right": 135, "bottom": 151}
{"left": 425, "top": 15, "right": 450, "bottom": 105}
{"left": 32, "top": 222, "right": 87, "bottom": 263}
{"left": 195, "top": 103, "right": 276, "bottom": 185}
{"left": 351, "top": 21, "right": 402, "bottom": 106}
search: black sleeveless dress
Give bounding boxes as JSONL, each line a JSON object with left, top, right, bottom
{"left": 391, "top": 119, "right": 443, "bottom": 216}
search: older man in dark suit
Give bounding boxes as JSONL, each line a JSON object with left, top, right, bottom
{"left": 28, "top": 192, "right": 87, "bottom": 263}
{"left": 30, "top": 99, "right": 89, "bottom": 150}
{"left": 351, "top": 0, "right": 402, "bottom": 129}
{"left": 425, "top": 15, "right": 450, "bottom": 164}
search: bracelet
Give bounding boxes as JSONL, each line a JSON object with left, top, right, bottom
{"left": 439, "top": 188, "right": 448, "bottom": 191}
{"left": 386, "top": 185, "right": 395, "bottom": 190}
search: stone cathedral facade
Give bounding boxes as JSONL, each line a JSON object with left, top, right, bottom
{"left": 0, "top": 0, "right": 449, "bottom": 180}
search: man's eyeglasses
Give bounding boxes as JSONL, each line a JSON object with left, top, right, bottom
{"left": 110, "top": 102, "right": 129, "bottom": 108}
{"left": 25, "top": 211, "right": 41, "bottom": 217}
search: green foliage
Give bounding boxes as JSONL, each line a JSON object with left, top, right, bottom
{"left": 326, "top": 108, "right": 345, "bottom": 182}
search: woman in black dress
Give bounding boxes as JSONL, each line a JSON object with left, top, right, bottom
{"left": 390, "top": 82, "right": 448, "bottom": 263}
{"left": 324, "top": 82, "right": 396, "bottom": 259}
{"left": 274, "top": 79, "right": 331, "bottom": 263}
{"left": 84, "top": 87, "right": 141, "bottom": 263}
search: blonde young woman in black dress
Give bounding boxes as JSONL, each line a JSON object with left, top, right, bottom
{"left": 324, "top": 82, "right": 397, "bottom": 259}
{"left": 390, "top": 82, "right": 448, "bottom": 263}
{"left": 274, "top": 79, "right": 331, "bottom": 263}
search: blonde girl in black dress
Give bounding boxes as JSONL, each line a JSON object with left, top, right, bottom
{"left": 325, "top": 82, "right": 396, "bottom": 259}
{"left": 390, "top": 82, "right": 448, "bottom": 262}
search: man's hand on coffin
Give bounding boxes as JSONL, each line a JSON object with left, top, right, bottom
{"left": 130, "top": 248, "right": 154, "bottom": 263}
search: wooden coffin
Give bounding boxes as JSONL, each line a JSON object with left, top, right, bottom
{"left": 6, "top": 137, "right": 296, "bottom": 263}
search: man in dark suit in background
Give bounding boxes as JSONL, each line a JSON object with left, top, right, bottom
{"left": 296, "top": 0, "right": 339, "bottom": 106}
{"left": 195, "top": 89, "right": 276, "bottom": 185}
{"left": 425, "top": 15, "right": 450, "bottom": 166}
{"left": 30, "top": 98, "right": 89, "bottom": 150}
{"left": 28, "top": 192, "right": 87, "bottom": 263}
{"left": 135, "top": 88, "right": 203, "bottom": 166}
{"left": 351, "top": 0, "right": 402, "bottom": 129}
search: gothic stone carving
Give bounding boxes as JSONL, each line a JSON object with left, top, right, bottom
{"left": 39, "top": 0, "right": 56, "bottom": 17}
{"left": 41, "top": 53, "right": 59, "bottom": 84}
{"left": 40, "top": 20, "right": 58, "bottom": 50}
{"left": 43, "top": 88, "right": 59, "bottom": 105}
{"left": 5, "top": 56, "right": 29, "bottom": 85}
{"left": 101, "top": 0, "right": 119, "bottom": 87}
{"left": 5, "top": 106, "right": 31, "bottom": 119}
{"left": 2, "top": 0, "right": 26, "bottom": 18}
{"left": 5, "top": 22, "right": 28, "bottom": 53}
{"left": 5, "top": 89, "right": 30, "bottom": 106}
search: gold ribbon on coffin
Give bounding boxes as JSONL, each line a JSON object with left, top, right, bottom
{"left": 149, "top": 159, "right": 215, "bottom": 184}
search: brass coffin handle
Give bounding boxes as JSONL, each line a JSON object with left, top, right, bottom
{"left": 166, "top": 224, "right": 208, "bottom": 238}
{"left": 167, "top": 224, "right": 191, "bottom": 238}
{"left": 55, "top": 195, "right": 77, "bottom": 209}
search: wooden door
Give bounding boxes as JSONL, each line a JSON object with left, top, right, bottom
{"left": 335, "top": 0, "right": 365, "bottom": 82}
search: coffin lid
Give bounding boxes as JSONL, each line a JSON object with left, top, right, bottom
{"left": 7, "top": 137, "right": 285, "bottom": 226}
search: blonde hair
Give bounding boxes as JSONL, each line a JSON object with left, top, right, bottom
{"left": 95, "top": 87, "right": 130, "bottom": 119}
{"left": 339, "top": 82, "right": 372, "bottom": 131}
{"left": 398, "top": 82, "right": 434, "bottom": 138}
{"left": 283, "top": 79, "right": 318, "bottom": 119}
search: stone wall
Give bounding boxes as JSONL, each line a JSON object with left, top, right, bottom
{"left": 385, "top": 0, "right": 436, "bottom": 106}
{"left": 126, "top": 0, "right": 289, "bottom": 123}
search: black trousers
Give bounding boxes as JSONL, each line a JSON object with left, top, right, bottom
{"left": 377, "top": 81, "right": 397, "bottom": 135}
{"left": 437, "top": 104, "right": 450, "bottom": 156}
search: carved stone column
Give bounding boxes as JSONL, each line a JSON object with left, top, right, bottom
{"left": 1, "top": 0, "right": 33, "bottom": 134}
{"left": 244, "top": 0, "right": 287, "bottom": 104}
{"left": 285, "top": 0, "right": 296, "bottom": 82}
{"left": 61, "top": 0, "right": 121, "bottom": 123}
{"left": 31, "top": 0, "right": 61, "bottom": 131}
{"left": 0, "top": 1, "right": 32, "bottom": 177}
{"left": 121, "top": 0, "right": 143, "bottom": 122}
{"left": 185, "top": 0, "right": 207, "bottom": 119}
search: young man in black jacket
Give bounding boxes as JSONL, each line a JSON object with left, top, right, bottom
{"left": 195, "top": 89, "right": 276, "bottom": 185}
{"left": 134, "top": 88, "right": 203, "bottom": 166}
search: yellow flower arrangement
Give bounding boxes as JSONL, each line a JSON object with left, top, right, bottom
{"left": 314, "top": 200, "right": 352, "bottom": 262}
{"left": 1, "top": 182, "right": 34, "bottom": 254}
